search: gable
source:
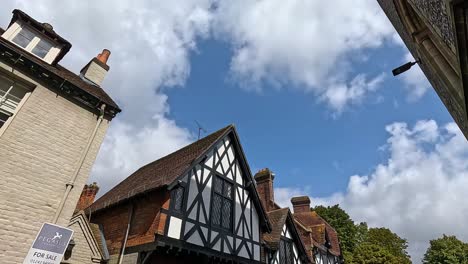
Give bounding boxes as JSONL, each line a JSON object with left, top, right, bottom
{"left": 67, "top": 212, "right": 105, "bottom": 263}
{"left": 270, "top": 222, "right": 304, "bottom": 264}
{"left": 164, "top": 131, "right": 267, "bottom": 262}
{"left": 90, "top": 125, "right": 232, "bottom": 212}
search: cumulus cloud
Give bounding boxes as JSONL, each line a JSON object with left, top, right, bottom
{"left": 1, "top": 0, "right": 398, "bottom": 194}
{"left": 1, "top": 0, "right": 214, "bottom": 193}
{"left": 279, "top": 120, "right": 468, "bottom": 262}
{"left": 322, "top": 73, "right": 386, "bottom": 113}
{"left": 213, "top": 0, "right": 393, "bottom": 110}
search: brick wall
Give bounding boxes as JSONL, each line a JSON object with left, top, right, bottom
{"left": 0, "top": 62, "right": 110, "bottom": 264}
{"left": 90, "top": 190, "right": 169, "bottom": 255}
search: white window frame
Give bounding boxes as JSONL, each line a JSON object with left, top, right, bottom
{"left": 2, "top": 21, "right": 61, "bottom": 64}
{"left": 0, "top": 72, "right": 34, "bottom": 138}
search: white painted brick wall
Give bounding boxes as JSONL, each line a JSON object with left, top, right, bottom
{"left": 0, "top": 64, "right": 111, "bottom": 264}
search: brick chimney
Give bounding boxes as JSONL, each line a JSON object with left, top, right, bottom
{"left": 75, "top": 182, "right": 100, "bottom": 212}
{"left": 254, "top": 168, "right": 276, "bottom": 212}
{"left": 80, "top": 49, "right": 111, "bottom": 86}
{"left": 291, "top": 196, "right": 311, "bottom": 214}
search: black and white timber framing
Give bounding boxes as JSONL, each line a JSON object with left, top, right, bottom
{"left": 270, "top": 223, "right": 303, "bottom": 264}
{"left": 163, "top": 132, "right": 267, "bottom": 262}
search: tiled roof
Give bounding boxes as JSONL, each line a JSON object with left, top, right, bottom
{"left": 293, "top": 211, "right": 341, "bottom": 256}
{"left": 90, "top": 125, "right": 233, "bottom": 212}
{"left": 263, "top": 208, "right": 289, "bottom": 249}
{"left": 89, "top": 223, "right": 109, "bottom": 260}
{"left": 0, "top": 37, "right": 120, "bottom": 113}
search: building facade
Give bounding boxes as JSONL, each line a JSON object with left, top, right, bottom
{"left": 0, "top": 9, "right": 120, "bottom": 264}
{"left": 88, "top": 125, "right": 272, "bottom": 264}
{"left": 254, "top": 169, "right": 310, "bottom": 264}
{"left": 378, "top": 0, "right": 468, "bottom": 139}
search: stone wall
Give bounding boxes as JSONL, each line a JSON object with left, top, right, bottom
{"left": 0, "top": 62, "right": 110, "bottom": 264}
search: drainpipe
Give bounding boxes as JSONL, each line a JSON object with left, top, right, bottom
{"left": 118, "top": 203, "right": 134, "bottom": 264}
{"left": 52, "top": 104, "right": 106, "bottom": 224}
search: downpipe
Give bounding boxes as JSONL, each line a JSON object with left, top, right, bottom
{"left": 52, "top": 104, "right": 106, "bottom": 224}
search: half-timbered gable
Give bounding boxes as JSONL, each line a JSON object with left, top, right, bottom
{"left": 164, "top": 127, "right": 269, "bottom": 262}
{"left": 264, "top": 208, "right": 309, "bottom": 264}
{"left": 89, "top": 125, "right": 271, "bottom": 264}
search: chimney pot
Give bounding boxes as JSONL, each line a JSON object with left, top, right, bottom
{"left": 97, "top": 49, "right": 111, "bottom": 65}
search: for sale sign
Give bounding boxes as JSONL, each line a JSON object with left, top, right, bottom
{"left": 23, "top": 223, "right": 74, "bottom": 264}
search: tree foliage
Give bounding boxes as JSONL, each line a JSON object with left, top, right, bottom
{"left": 312, "top": 205, "right": 411, "bottom": 264}
{"left": 347, "top": 243, "right": 400, "bottom": 264}
{"left": 423, "top": 235, "right": 468, "bottom": 264}
{"left": 365, "top": 228, "right": 411, "bottom": 263}
{"left": 313, "top": 205, "right": 357, "bottom": 253}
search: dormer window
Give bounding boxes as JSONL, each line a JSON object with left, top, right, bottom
{"left": 10, "top": 26, "right": 54, "bottom": 60}
{"left": 2, "top": 22, "right": 61, "bottom": 64}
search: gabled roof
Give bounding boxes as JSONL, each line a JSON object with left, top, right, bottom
{"left": 91, "top": 125, "right": 231, "bottom": 212}
{"left": 69, "top": 211, "right": 107, "bottom": 262}
{"left": 263, "top": 208, "right": 289, "bottom": 249}
{"left": 293, "top": 211, "right": 341, "bottom": 256}
{"left": 263, "top": 208, "right": 310, "bottom": 263}
{"left": 91, "top": 124, "right": 272, "bottom": 230}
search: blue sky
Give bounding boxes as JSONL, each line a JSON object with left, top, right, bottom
{"left": 167, "top": 38, "right": 452, "bottom": 197}
{"left": 2, "top": 1, "right": 467, "bottom": 262}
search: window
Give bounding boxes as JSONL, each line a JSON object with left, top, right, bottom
{"left": 10, "top": 26, "right": 54, "bottom": 60}
{"left": 0, "top": 75, "right": 29, "bottom": 128}
{"left": 279, "top": 238, "right": 294, "bottom": 264}
{"left": 211, "top": 176, "right": 233, "bottom": 230}
{"left": 32, "top": 39, "right": 54, "bottom": 59}
{"left": 171, "top": 186, "right": 185, "bottom": 213}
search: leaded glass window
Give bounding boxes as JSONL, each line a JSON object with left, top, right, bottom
{"left": 279, "top": 238, "right": 294, "bottom": 264}
{"left": 211, "top": 176, "right": 233, "bottom": 231}
{"left": 171, "top": 186, "right": 185, "bottom": 213}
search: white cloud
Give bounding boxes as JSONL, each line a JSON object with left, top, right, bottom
{"left": 213, "top": 0, "right": 393, "bottom": 111}
{"left": 322, "top": 73, "right": 386, "bottom": 113}
{"left": 1, "top": 0, "right": 214, "bottom": 192}
{"left": 295, "top": 120, "right": 468, "bottom": 263}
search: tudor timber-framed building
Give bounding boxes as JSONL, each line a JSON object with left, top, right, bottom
{"left": 89, "top": 125, "right": 273, "bottom": 263}
{"left": 86, "top": 125, "right": 341, "bottom": 264}
{"left": 378, "top": 0, "right": 468, "bottom": 140}
{"left": 0, "top": 9, "right": 120, "bottom": 264}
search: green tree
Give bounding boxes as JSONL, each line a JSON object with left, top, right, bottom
{"left": 313, "top": 204, "right": 357, "bottom": 254}
{"left": 365, "top": 227, "right": 411, "bottom": 263}
{"left": 423, "top": 235, "right": 468, "bottom": 264}
{"left": 348, "top": 243, "right": 400, "bottom": 264}
{"left": 355, "top": 222, "right": 369, "bottom": 245}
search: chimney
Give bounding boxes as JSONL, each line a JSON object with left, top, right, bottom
{"left": 75, "top": 182, "right": 100, "bottom": 212}
{"left": 80, "top": 49, "right": 111, "bottom": 86}
{"left": 254, "top": 168, "right": 275, "bottom": 212}
{"left": 291, "top": 196, "right": 311, "bottom": 214}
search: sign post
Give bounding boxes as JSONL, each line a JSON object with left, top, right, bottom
{"left": 23, "top": 223, "right": 74, "bottom": 264}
